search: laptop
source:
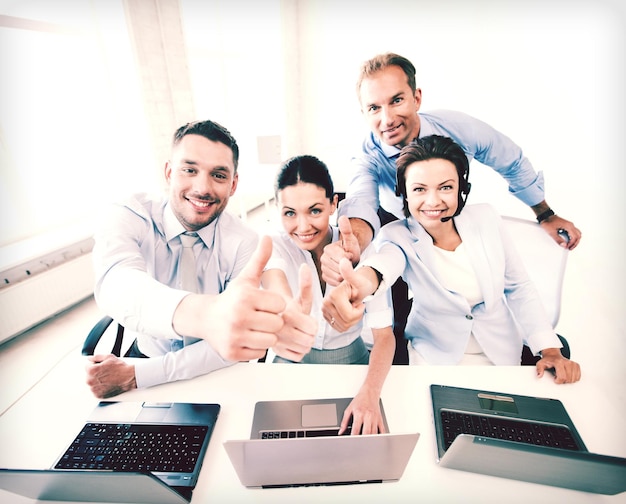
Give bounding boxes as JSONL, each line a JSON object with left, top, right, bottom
{"left": 0, "top": 401, "right": 220, "bottom": 503}
{"left": 431, "top": 384, "right": 626, "bottom": 495}
{"left": 224, "top": 397, "right": 419, "bottom": 488}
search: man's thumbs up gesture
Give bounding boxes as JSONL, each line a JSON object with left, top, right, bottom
{"left": 173, "top": 235, "right": 287, "bottom": 362}
{"left": 320, "top": 216, "right": 362, "bottom": 286}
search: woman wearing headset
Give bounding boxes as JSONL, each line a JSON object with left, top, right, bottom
{"left": 322, "top": 135, "right": 581, "bottom": 383}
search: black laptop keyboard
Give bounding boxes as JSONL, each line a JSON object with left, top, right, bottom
{"left": 440, "top": 410, "right": 580, "bottom": 451}
{"left": 55, "top": 423, "right": 208, "bottom": 472}
{"left": 260, "top": 426, "right": 351, "bottom": 439}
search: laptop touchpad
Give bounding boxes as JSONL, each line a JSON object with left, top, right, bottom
{"left": 301, "top": 404, "right": 337, "bottom": 427}
{"left": 136, "top": 402, "right": 172, "bottom": 422}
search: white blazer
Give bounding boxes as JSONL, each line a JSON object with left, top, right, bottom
{"left": 364, "top": 204, "right": 561, "bottom": 365}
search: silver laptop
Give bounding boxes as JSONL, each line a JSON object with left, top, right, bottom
{"left": 224, "top": 397, "right": 419, "bottom": 488}
{"left": 0, "top": 401, "right": 221, "bottom": 503}
{"left": 431, "top": 384, "right": 626, "bottom": 495}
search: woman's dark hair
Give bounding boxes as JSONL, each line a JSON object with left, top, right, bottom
{"left": 395, "top": 135, "right": 471, "bottom": 218}
{"left": 275, "top": 155, "right": 334, "bottom": 200}
{"left": 173, "top": 119, "right": 239, "bottom": 171}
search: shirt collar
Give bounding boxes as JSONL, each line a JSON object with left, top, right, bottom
{"left": 416, "top": 114, "right": 435, "bottom": 138}
{"left": 379, "top": 137, "right": 402, "bottom": 159}
{"left": 163, "top": 202, "right": 218, "bottom": 248}
{"left": 376, "top": 112, "right": 430, "bottom": 159}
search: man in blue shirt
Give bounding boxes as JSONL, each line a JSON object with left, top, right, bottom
{"left": 320, "top": 52, "right": 582, "bottom": 363}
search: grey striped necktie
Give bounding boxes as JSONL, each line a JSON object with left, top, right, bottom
{"left": 179, "top": 232, "right": 199, "bottom": 293}
{"left": 179, "top": 232, "right": 201, "bottom": 346}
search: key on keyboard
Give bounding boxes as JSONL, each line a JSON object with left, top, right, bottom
{"left": 55, "top": 422, "right": 208, "bottom": 473}
{"left": 440, "top": 410, "right": 580, "bottom": 451}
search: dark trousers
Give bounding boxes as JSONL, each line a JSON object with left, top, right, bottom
{"left": 378, "top": 207, "right": 411, "bottom": 365}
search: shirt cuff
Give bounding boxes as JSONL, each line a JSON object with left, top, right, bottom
{"left": 364, "top": 307, "right": 393, "bottom": 329}
{"left": 509, "top": 171, "right": 545, "bottom": 207}
{"left": 526, "top": 330, "right": 563, "bottom": 357}
{"left": 133, "top": 340, "right": 236, "bottom": 388}
{"left": 337, "top": 198, "right": 381, "bottom": 236}
{"left": 356, "top": 262, "right": 392, "bottom": 302}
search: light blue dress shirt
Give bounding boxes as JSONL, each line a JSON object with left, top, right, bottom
{"left": 339, "top": 109, "right": 546, "bottom": 235}
{"left": 93, "top": 193, "right": 258, "bottom": 388}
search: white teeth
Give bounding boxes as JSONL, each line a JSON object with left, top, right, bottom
{"left": 190, "top": 200, "right": 210, "bottom": 207}
{"left": 296, "top": 233, "right": 316, "bottom": 240}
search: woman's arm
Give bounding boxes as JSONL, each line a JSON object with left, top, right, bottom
{"left": 340, "top": 326, "right": 395, "bottom": 435}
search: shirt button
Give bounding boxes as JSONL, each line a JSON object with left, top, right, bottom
{"left": 465, "top": 314, "right": 473, "bottom": 320}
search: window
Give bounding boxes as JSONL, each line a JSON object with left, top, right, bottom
{"left": 0, "top": 0, "right": 155, "bottom": 269}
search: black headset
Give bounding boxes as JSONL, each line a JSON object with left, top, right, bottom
{"left": 455, "top": 161, "right": 471, "bottom": 216}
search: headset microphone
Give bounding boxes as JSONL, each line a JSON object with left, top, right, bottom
{"left": 440, "top": 216, "right": 452, "bottom": 222}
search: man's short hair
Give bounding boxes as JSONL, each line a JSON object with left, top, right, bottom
{"left": 356, "top": 52, "right": 417, "bottom": 99}
{"left": 173, "top": 120, "right": 240, "bottom": 171}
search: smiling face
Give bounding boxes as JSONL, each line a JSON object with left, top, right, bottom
{"left": 277, "top": 182, "right": 337, "bottom": 256}
{"left": 165, "top": 134, "right": 238, "bottom": 231}
{"left": 359, "top": 65, "right": 422, "bottom": 148}
{"left": 404, "top": 158, "right": 459, "bottom": 232}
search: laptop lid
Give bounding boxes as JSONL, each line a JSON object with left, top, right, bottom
{"left": 0, "top": 469, "right": 190, "bottom": 504}
{"left": 250, "top": 397, "right": 389, "bottom": 438}
{"left": 431, "top": 385, "right": 626, "bottom": 495}
{"left": 225, "top": 397, "right": 417, "bottom": 487}
{"left": 224, "top": 432, "right": 419, "bottom": 488}
{"left": 440, "top": 434, "right": 626, "bottom": 495}
{"left": 53, "top": 401, "right": 220, "bottom": 489}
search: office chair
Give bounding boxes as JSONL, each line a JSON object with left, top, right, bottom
{"left": 83, "top": 317, "right": 268, "bottom": 362}
{"left": 500, "top": 216, "right": 571, "bottom": 365}
{"left": 81, "top": 315, "right": 132, "bottom": 357}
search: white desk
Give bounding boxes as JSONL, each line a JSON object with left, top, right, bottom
{"left": 1, "top": 349, "right": 625, "bottom": 503}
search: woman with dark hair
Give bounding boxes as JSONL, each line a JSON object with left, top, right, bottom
{"left": 323, "top": 136, "right": 581, "bottom": 384}
{"left": 262, "top": 155, "right": 395, "bottom": 434}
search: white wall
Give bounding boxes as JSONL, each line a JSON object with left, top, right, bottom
{"left": 289, "top": 0, "right": 626, "bottom": 370}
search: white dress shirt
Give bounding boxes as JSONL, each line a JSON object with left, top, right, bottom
{"left": 93, "top": 193, "right": 258, "bottom": 387}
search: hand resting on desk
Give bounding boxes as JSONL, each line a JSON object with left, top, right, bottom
{"left": 86, "top": 354, "right": 137, "bottom": 399}
{"left": 536, "top": 347, "right": 581, "bottom": 384}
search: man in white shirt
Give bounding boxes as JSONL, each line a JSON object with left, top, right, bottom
{"left": 86, "top": 120, "right": 316, "bottom": 398}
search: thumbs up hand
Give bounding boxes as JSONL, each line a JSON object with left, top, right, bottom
{"left": 322, "top": 258, "right": 380, "bottom": 333}
{"left": 272, "top": 264, "right": 318, "bottom": 362}
{"left": 320, "top": 216, "right": 362, "bottom": 286}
